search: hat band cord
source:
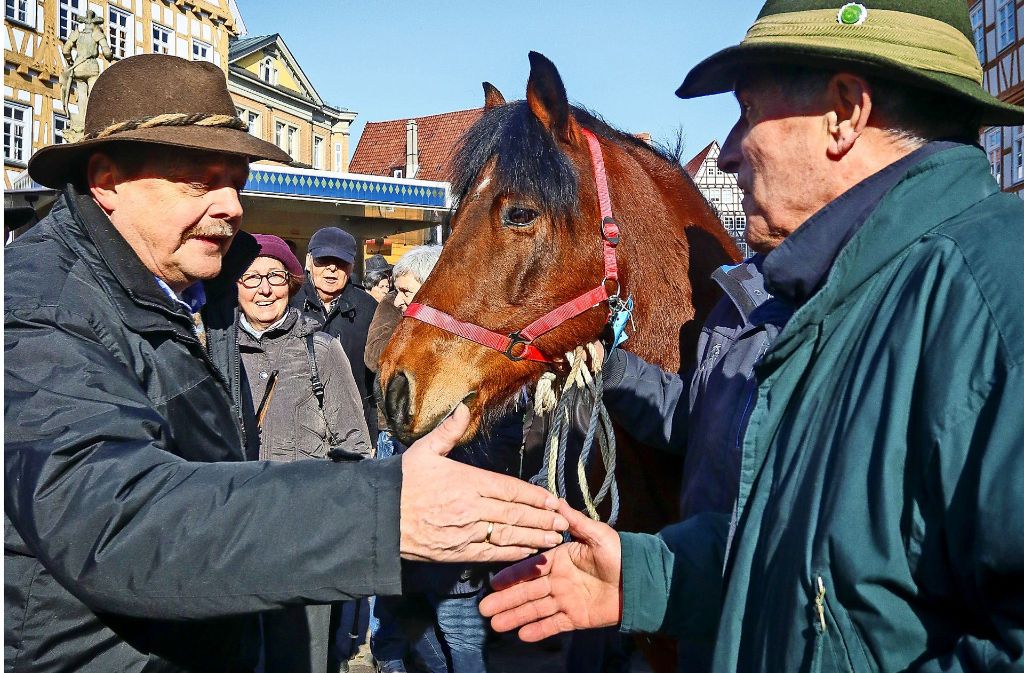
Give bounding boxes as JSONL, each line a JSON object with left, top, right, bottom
{"left": 743, "top": 9, "right": 982, "bottom": 84}
{"left": 82, "top": 112, "right": 248, "bottom": 141}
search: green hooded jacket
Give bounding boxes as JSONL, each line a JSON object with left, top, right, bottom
{"left": 619, "top": 145, "right": 1024, "bottom": 672}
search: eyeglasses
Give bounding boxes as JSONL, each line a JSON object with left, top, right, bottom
{"left": 238, "top": 270, "right": 290, "bottom": 289}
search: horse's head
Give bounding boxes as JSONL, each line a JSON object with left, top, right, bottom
{"left": 379, "top": 52, "right": 628, "bottom": 444}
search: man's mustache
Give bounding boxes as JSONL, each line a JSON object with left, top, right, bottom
{"left": 184, "top": 222, "right": 235, "bottom": 240}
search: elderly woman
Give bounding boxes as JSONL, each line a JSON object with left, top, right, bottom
{"left": 236, "top": 234, "right": 371, "bottom": 673}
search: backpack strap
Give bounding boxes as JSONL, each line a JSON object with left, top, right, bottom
{"left": 305, "top": 333, "right": 363, "bottom": 462}
{"left": 305, "top": 333, "right": 326, "bottom": 409}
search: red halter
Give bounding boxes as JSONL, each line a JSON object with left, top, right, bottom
{"left": 404, "top": 128, "right": 621, "bottom": 365}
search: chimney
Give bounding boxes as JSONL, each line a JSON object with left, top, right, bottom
{"left": 405, "top": 119, "right": 419, "bottom": 179}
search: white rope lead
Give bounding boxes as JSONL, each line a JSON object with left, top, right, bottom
{"left": 531, "top": 343, "right": 619, "bottom": 525}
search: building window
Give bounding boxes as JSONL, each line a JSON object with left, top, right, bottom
{"left": 108, "top": 7, "right": 132, "bottom": 59}
{"left": 237, "top": 107, "right": 260, "bottom": 138}
{"left": 335, "top": 142, "right": 342, "bottom": 171}
{"left": 53, "top": 113, "right": 70, "bottom": 145}
{"left": 260, "top": 57, "right": 278, "bottom": 85}
{"left": 152, "top": 23, "right": 173, "bottom": 55}
{"left": 986, "top": 128, "right": 1002, "bottom": 184}
{"left": 275, "top": 120, "right": 298, "bottom": 159}
{"left": 313, "top": 135, "right": 324, "bottom": 169}
{"left": 392, "top": 168, "right": 404, "bottom": 178}
{"left": 4, "top": 102, "right": 31, "bottom": 165}
{"left": 59, "top": 0, "right": 84, "bottom": 41}
{"left": 5, "top": 0, "right": 32, "bottom": 26}
{"left": 970, "top": 4, "right": 986, "bottom": 65}
{"left": 1013, "top": 126, "right": 1024, "bottom": 183}
{"left": 997, "top": 0, "right": 1016, "bottom": 52}
{"left": 192, "top": 38, "right": 213, "bottom": 62}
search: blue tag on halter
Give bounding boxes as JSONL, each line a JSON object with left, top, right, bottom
{"left": 609, "top": 295, "right": 633, "bottom": 352}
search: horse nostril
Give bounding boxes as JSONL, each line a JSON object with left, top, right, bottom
{"left": 384, "top": 371, "right": 412, "bottom": 431}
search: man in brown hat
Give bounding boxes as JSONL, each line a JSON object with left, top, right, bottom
{"left": 4, "top": 54, "right": 567, "bottom": 673}
{"left": 481, "top": 2, "right": 1024, "bottom": 672}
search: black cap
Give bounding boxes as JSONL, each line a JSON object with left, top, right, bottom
{"left": 308, "top": 227, "right": 356, "bottom": 265}
{"left": 365, "top": 254, "right": 392, "bottom": 273}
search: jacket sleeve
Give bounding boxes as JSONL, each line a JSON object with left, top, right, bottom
{"left": 906, "top": 360, "right": 1024, "bottom": 673}
{"left": 4, "top": 303, "right": 403, "bottom": 621}
{"left": 317, "top": 335, "right": 373, "bottom": 457}
{"left": 602, "top": 349, "right": 691, "bottom": 454}
{"left": 619, "top": 512, "right": 727, "bottom": 641}
{"left": 364, "top": 296, "right": 402, "bottom": 373}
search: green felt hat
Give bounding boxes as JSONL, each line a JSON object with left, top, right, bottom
{"left": 677, "top": 0, "right": 1024, "bottom": 126}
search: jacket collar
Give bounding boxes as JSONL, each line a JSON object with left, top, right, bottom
{"left": 237, "top": 307, "right": 323, "bottom": 348}
{"left": 300, "top": 276, "right": 361, "bottom": 317}
{"left": 712, "top": 254, "right": 789, "bottom": 327}
{"left": 763, "top": 141, "right": 964, "bottom": 308}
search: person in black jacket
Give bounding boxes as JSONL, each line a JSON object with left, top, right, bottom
{"left": 291, "top": 226, "right": 380, "bottom": 439}
{"left": 4, "top": 55, "right": 568, "bottom": 673}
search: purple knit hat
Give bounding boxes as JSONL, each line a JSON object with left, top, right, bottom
{"left": 251, "top": 234, "right": 304, "bottom": 277}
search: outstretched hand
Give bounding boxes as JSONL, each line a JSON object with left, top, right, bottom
{"left": 400, "top": 405, "right": 569, "bottom": 563}
{"left": 479, "top": 500, "right": 622, "bottom": 641}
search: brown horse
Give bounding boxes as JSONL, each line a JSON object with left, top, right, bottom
{"left": 379, "top": 51, "right": 737, "bottom": 671}
{"left": 380, "top": 50, "right": 738, "bottom": 520}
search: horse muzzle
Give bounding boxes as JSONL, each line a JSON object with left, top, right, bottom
{"left": 379, "top": 368, "right": 479, "bottom": 446}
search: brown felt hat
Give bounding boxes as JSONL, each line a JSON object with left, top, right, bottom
{"left": 28, "top": 54, "right": 291, "bottom": 188}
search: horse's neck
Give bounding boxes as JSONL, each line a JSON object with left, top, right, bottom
{"left": 613, "top": 147, "right": 736, "bottom": 373}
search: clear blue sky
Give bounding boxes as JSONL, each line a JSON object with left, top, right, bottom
{"left": 237, "top": 1, "right": 763, "bottom": 163}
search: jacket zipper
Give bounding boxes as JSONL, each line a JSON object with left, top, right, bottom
{"left": 815, "top": 576, "right": 828, "bottom": 633}
{"left": 231, "top": 317, "right": 249, "bottom": 455}
{"left": 813, "top": 575, "right": 857, "bottom": 673}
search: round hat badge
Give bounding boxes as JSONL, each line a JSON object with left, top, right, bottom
{"left": 838, "top": 3, "right": 868, "bottom": 25}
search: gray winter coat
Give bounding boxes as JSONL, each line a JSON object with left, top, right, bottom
{"left": 239, "top": 308, "right": 372, "bottom": 461}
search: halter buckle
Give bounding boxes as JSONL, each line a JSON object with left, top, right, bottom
{"left": 601, "top": 216, "right": 620, "bottom": 245}
{"left": 602, "top": 276, "right": 621, "bottom": 299}
{"left": 504, "top": 332, "right": 531, "bottom": 361}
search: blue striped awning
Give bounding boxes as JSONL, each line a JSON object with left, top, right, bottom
{"left": 244, "top": 166, "right": 449, "bottom": 208}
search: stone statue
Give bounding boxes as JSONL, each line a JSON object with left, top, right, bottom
{"left": 60, "top": 10, "right": 111, "bottom": 141}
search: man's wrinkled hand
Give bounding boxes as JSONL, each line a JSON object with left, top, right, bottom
{"left": 400, "top": 405, "right": 569, "bottom": 563}
{"left": 479, "top": 500, "right": 622, "bottom": 641}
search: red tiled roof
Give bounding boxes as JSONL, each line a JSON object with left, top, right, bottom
{"left": 683, "top": 140, "right": 716, "bottom": 177}
{"left": 349, "top": 107, "right": 485, "bottom": 181}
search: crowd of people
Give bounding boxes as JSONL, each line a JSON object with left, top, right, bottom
{"left": 5, "top": 2, "right": 1023, "bottom": 673}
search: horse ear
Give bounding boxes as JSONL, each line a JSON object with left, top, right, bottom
{"left": 526, "top": 51, "right": 579, "bottom": 144}
{"left": 482, "top": 82, "right": 506, "bottom": 109}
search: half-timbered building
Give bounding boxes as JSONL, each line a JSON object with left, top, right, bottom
{"left": 974, "top": 0, "right": 1024, "bottom": 196}
{"left": 684, "top": 140, "right": 750, "bottom": 258}
{"left": 4, "top": 0, "right": 242, "bottom": 188}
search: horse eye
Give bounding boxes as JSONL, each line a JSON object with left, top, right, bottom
{"left": 503, "top": 206, "right": 539, "bottom": 227}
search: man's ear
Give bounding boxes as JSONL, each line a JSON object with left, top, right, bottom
{"left": 305, "top": 253, "right": 313, "bottom": 273}
{"left": 87, "top": 152, "right": 121, "bottom": 212}
{"left": 825, "top": 73, "right": 872, "bottom": 159}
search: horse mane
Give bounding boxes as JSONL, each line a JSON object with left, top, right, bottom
{"left": 450, "top": 101, "right": 688, "bottom": 220}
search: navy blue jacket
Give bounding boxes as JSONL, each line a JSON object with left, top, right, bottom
{"left": 5, "top": 189, "right": 403, "bottom": 673}
{"left": 603, "top": 258, "right": 791, "bottom": 519}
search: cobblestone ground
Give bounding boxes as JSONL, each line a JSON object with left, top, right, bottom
{"left": 347, "top": 635, "right": 654, "bottom": 673}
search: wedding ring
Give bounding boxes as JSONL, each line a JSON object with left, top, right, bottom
{"left": 484, "top": 522, "right": 494, "bottom": 544}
